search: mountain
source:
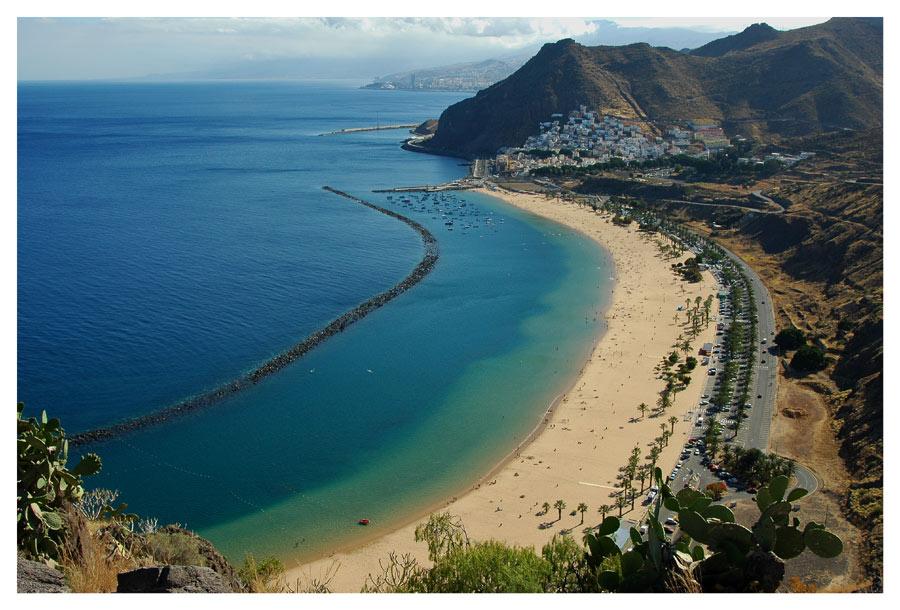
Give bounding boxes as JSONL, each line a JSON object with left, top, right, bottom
{"left": 690, "top": 22, "right": 781, "bottom": 57}
{"left": 362, "top": 56, "right": 530, "bottom": 91}
{"left": 425, "top": 18, "right": 883, "bottom": 157}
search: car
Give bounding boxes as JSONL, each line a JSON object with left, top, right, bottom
{"left": 677, "top": 460, "right": 684, "bottom": 468}
{"left": 688, "top": 438, "right": 697, "bottom": 443}
{"left": 669, "top": 473, "right": 676, "bottom": 481}
{"left": 640, "top": 524, "right": 648, "bottom": 535}
{"left": 761, "top": 338, "right": 767, "bottom": 344}
{"left": 708, "top": 369, "right": 717, "bottom": 376}
{"left": 757, "top": 394, "right": 763, "bottom": 398}
{"left": 728, "top": 477, "right": 740, "bottom": 484}
{"left": 761, "top": 359, "right": 766, "bottom": 364}
{"left": 665, "top": 517, "right": 678, "bottom": 526}
{"left": 664, "top": 525, "right": 675, "bottom": 534}
{"left": 700, "top": 400, "right": 709, "bottom": 406}
{"left": 747, "top": 487, "right": 758, "bottom": 494}
{"left": 694, "top": 449, "right": 700, "bottom": 455}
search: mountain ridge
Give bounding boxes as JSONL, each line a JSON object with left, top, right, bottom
{"left": 426, "top": 18, "right": 882, "bottom": 157}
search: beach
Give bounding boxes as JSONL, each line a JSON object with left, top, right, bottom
{"left": 286, "top": 187, "right": 719, "bottom": 592}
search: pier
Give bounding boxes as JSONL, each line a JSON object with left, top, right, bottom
{"left": 318, "top": 124, "right": 419, "bottom": 136}
{"left": 372, "top": 180, "right": 475, "bottom": 193}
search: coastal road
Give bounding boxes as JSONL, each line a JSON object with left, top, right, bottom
{"left": 654, "top": 243, "right": 818, "bottom": 532}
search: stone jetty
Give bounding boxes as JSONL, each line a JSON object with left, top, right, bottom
{"left": 70, "top": 187, "right": 440, "bottom": 447}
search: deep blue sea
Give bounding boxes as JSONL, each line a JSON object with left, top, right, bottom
{"left": 17, "top": 80, "right": 613, "bottom": 563}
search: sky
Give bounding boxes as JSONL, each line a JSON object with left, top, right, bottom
{"left": 12, "top": 2, "right": 858, "bottom": 81}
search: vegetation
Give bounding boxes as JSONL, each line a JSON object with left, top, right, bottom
{"left": 238, "top": 554, "right": 287, "bottom": 593}
{"left": 719, "top": 447, "right": 796, "bottom": 488}
{"left": 774, "top": 327, "right": 807, "bottom": 351}
{"left": 364, "top": 467, "right": 843, "bottom": 593}
{"left": 17, "top": 403, "right": 102, "bottom": 566}
{"left": 790, "top": 344, "right": 829, "bottom": 372}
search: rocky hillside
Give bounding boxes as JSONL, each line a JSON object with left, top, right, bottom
{"left": 426, "top": 18, "right": 882, "bottom": 157}
{"left": 657, "top": 138, "right": 882, "bottom": 584}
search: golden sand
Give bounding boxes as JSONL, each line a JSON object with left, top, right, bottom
{"left": 285, "top": 188, "right": 719, "bottom": 592}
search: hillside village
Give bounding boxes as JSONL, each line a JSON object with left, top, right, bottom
{"left": 488, "top": 106, "right": 814, "bottom": 176}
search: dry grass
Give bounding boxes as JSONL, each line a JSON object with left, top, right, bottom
{"left": 59, "top": 529, "right": 139, "bottom": 593}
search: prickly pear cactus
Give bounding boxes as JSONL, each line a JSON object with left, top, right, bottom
{"left": 17, "top": 403, "right": 102, "bottom": 565}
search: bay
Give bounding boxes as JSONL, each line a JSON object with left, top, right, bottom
{"left": 17, "top": 80, "right": 613, "bottom": 562}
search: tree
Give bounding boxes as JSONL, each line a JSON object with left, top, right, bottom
{"left": 598, "top": 504, "right": 611, "bottom": 521}
{"left": 577, "top": 503, "right": 588, "bottom": 525}
{"left": 414, "top": 539, "right": 551, "bottom": 592}
{"left": 615, "top": 495, "right": 627, "bottom": 517}
{"left": 774, "top": 327, "right": 806, "bottom": 351}
{"left": 791, "top": 344, "right": 827, "bottom": 372}
{"left": 542, "top": 502, "right": 551, "bottom": 516}
{"left": 554, "top": 500, "right": 566, "bottom": 522}
{"left": 637, "top": 402, "right": 648, "bottom": 419}
{"left": 668, "top": 416, "right": 679, "bottom": 434}
{"left": 685, "top": 356, "right": 698, "bottom": 370}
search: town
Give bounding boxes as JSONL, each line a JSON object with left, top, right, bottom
{"left": 488, "top": 106, "right": 814, "bottom": 177}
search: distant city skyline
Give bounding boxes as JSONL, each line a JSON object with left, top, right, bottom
{"left": 17, "top": 12, "right": 838, "bottom": 81}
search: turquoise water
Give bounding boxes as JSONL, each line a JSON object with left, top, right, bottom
{"left": 17, "top": 81, "right": 613, "bottom": 562}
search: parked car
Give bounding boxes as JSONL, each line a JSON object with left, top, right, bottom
{"left": 746, "top": 487, "right": 758, "bottom": 494}
{"left": 665, "top": 517, "right": 678, "bottom": 526}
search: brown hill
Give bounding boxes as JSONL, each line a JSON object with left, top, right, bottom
{"left": 426, "top": 18, "right": 882, "bottom": 157}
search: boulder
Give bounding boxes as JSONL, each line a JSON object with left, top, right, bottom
{"left": 17, "top": 558, "right": 70, "bottom": 593}
{"left": 117, "top": 565, "right": 232, "bottom": 593}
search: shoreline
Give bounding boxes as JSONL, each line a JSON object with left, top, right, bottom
{"left": 286, "top": 187, "right": 718, "bottom": 592}
{"left": 70, "top": 187, "right": 439, "bottom": 448}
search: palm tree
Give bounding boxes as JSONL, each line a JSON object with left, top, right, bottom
{"left": 542, "top": 501, "right": 551, "bottom": 516}
{"left": 615, "top": 495, "right": 628, "bottom": 517}
{"left": 577, "top": 502, "right": 588, "bottom": 525}
{"left": 637, "top": 402, "right": 648, "bottom": 419}
{"left": 629, "top": 486, "right": 638, "bottom": 511}
{"left": 554, "top": 499, "right": 566, "bottom": 522}
{"left": 668, "top": 415, "right": 679, "bottom": 434}
{"left": 648, "top": 446, "right": 661, "bottom": 470}
{"left": 637, "top": 464, "right": 650, "bottom": 492}
{"left": 598, "top": 504, "right": 611, "bottom": 521}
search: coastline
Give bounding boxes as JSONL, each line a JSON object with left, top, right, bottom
{"left": 286, "top": 187, "right": 718, "bottom": 592}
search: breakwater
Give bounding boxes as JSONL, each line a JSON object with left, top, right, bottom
{"left": 318, "top": 124, "right": 419, "bottom": 136}
{"left": 70, "top": 188, "right": 439, "bottom": 447}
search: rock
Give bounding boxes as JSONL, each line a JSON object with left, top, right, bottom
{"left": 117, "top": 565, "right": 232, "bottom": 593}
{"left": 149, "top": 526, "right": 242, "bottom": 591}
{"left": 17, "top": 558, "right": 70, "bottom": 593}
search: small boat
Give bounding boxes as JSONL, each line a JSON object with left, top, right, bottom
{"left": 359, "top": 519, "right": 370, "bottom": 525}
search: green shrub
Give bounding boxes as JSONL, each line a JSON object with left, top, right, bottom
{"left": 791, "top": 344, "right": 828, "bottom": 371}
{"left": 17, "top": 403, "right": 101, "bottom": 565}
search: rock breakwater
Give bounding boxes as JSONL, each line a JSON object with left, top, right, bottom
{"left": 70, "top": 187, "right": 439, "bottom": 447}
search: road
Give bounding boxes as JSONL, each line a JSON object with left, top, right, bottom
{"left": 649, "top": 239, "right": 819, "bottom": 536}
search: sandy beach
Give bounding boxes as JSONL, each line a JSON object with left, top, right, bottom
{"left": 285, "top": 187, "right": 719, "bottom": 592}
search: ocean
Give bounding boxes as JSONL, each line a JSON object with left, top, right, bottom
{"left": 17, "top": 80, "right": 613, "bottom": 562}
